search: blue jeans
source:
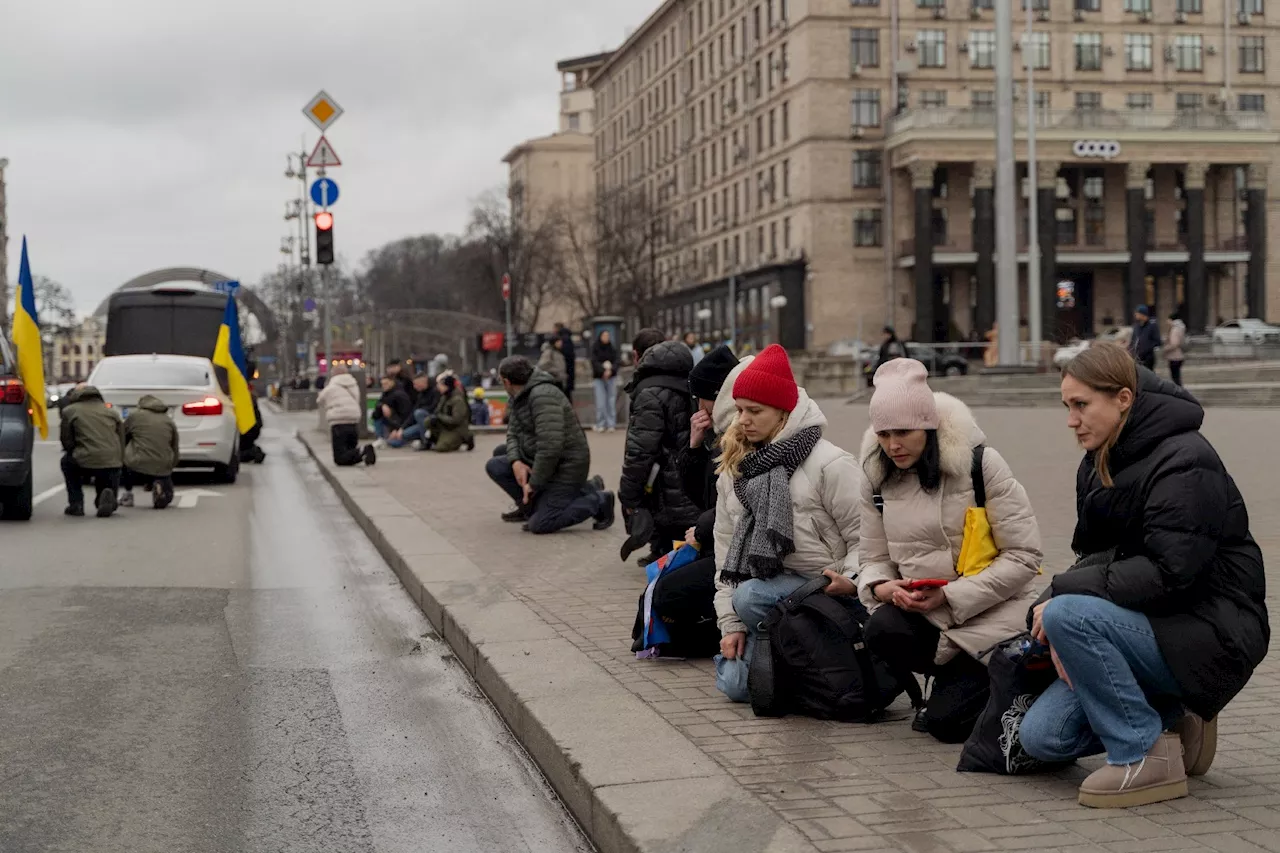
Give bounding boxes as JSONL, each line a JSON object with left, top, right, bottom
{"left": 1020, "top": 595, "right": 1184, "bottom": 766}
{"left": 593, "top": 378, "right": 617, "bottom": 429}
{"left": 373, "top": 420, "right": 391, "bottom": 441}
{"left": 484, "top": 448, "right": 603, "bottom": 534}
{"left": 714, "top": 574, "right": 808, "bottom": 703}
{"left": 390, "top": 408, "right": 430, "bottom": 447}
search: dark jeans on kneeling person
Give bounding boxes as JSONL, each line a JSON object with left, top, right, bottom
{"left": 864, "top": 605, "right": 990, "bottom": 744}
{"left": 484, "top": 447, "right": 601, "bottom": 534}
{"left": 61, "top": 455, "right": 121, "bottom": 508}
{"left": 331, "top": 423, "right": 363, "bottom": 466}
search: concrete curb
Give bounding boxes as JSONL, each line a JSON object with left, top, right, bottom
{"left": 296, "top": 429, "right": 820, "bottom": 853}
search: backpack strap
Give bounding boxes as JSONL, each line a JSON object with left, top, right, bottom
{"left": 971, "top": 444, "right": 987, "bottom": 508}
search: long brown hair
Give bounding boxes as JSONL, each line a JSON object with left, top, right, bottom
{"left": 1062, "top": 342, "right": 1137, "bottom": 487}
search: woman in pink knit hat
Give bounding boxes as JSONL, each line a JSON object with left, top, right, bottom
{"left": 711, "top": 345, "right": 864, "bottom": 704}
{"left": 857, "top": 357, "right": 1043, "bottom": 743}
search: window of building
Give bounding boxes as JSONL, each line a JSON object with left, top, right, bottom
{"left": 918, "top": 30, "right": 946, "bottom": 68}
{"left": 1240, "top": 36, "right": 1265, "bottom": 73}
{"left": 1076, "top": 0, "right": 1100, "bottom": 10}
{"left": 972, "top": 90, "right": 995, "bottom": 111}
{"left": 853, "top": 149, "right": 882, "bottom": 188}
{"left": 1075, "top": 33, "right": 1102, "bottom": 71}
{"left": 973, "top": 0, "right": 993, "bottom": 7}
{"left": 74, "top": 361, "right": 82, "bottom": 377}
{"left": 1076, "top": 91, "right": 1102, "bottom": 110}
{"left": 1239, "top": 0, "right": 1263, "bottom": 13}
{"left": 770, "top": 222, "right": 779, "bottom": 256}
{"left": 74, "top": 344, "right": 82, "bottom": 355}
{"left": 567, "top": 113, "right": 581, "bottom": 131}
{"left": 756, "top": 115, "right": 764, "bottom": 149}
{"left": 784, "top": 217, "right": 792, "bottom": 249}
{"left": 1124, "top": 0, "right": 1152, "bottom": 11}
{"left": 1169, "top": 36, "right": 1203, "bottom": 73}
{"left": 970, "top": 30, "right": 995, "bottom": 69}
{"left": 782, "top": 160, "right": 790, "bottom": 197}
{"left": 87, "top": 344, "right": 94, "bottom": 355}
{"left": 779, "top": 42, "right": 788, "bottom": 82}
{"left": 1124, "top": 34, "right": 1152, "bottom": 71}
{"left": 61, "top": 361, "right": 69, "bottom": 377}
{"left": 61, "top": 344, "right": 68, "bottom": 355}
{"left": 1083, "top": 173, "right": 1106, "bottom": 246}
{"left": 850, "top": 28, "right": 879, "bottom": 69}
{"left": 1026, "top": 32, "right": 1050, "bottom": 70}
{"left": 1176, "top": 0, "right": 1201, "bottom": 10}
{"left": 852, "top": 89, "right": 881, "bottom": 126}
{"left": 1176, "top": 92, "right": 1204, "bottom": 111}
{"left": 854, "top": 209, "right": 883, "bottom": 247}
{"left": 781, "top": 101, "right": 789, "bottom": 140}
{"left": 849, "top": 0, "right": 879, "bottom": 6}
{"left": 920, "top": 89, "right": 947, "bottom": 108}
{"left": 1126, "top": 92, "right": 1154, "bottom": 110}
{"left": 916, "top": 0, "right": 944, "bottom": 6}
{"left": 1239, "top": 93, "right": 1265, "bottom": 111}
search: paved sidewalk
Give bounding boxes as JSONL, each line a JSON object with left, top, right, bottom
{"left": 297, "top": 403, "right": 1280, "bottom": 853}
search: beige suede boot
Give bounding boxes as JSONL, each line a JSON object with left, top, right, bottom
{"left": 1078, "top": 733, "right": 1188, "bottom": 809}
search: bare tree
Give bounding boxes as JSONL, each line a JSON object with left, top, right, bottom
{"left": 592, "top": 186, "right": 666, "bottom": 326}
{"left": 466, "top": 189, "right": 561, "bottom": 334}
{"left": 32, "top": 276, "right": 76, "bottom": 341}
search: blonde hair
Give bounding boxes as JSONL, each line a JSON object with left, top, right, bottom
{"left": 1063, "top": 342, "right": 1137, "bottom": 488}
{"left": 716, "top": 410, "right": 789, "bottom": 479}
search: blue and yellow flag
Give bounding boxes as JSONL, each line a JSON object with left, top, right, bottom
{"left": 12, "top": 238, "right": 48, "bottom": 439}
{"left": 212, "top": 295, "right": 258, "bottom": 435}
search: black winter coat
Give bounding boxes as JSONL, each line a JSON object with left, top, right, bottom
{"left": 676, "top": 437, "right": 719, "bottom": 557}
{"left": 1043, "top": 369, "right": 1268, "bottom": 719}
{"left": 591, "top": 339, "right": 620, "bottom": 380}
{"left": 374, "top": 387, "right": 413, "bottom": 429}
{"left": 620, "top": 341, "right": 700, "bottom": 530}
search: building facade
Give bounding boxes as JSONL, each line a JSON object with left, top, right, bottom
{"left": 590, "top": 0, "right": 1280, "bottom": 350}
{"left": 53, "top": 317, "right": 106, "bottom": 382}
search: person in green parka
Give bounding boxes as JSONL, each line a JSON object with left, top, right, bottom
{"left": 120, "top": 394, "right": 180, "bottom": 509}
{"left": 422, "top": 374, "right": 475, "bottom": 453}
{"left": 60, "top": 384, "right": 125, "bottom": 517}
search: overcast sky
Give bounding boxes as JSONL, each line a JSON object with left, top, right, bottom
{"left": 1, "top": 0, "right": 643, "bottom": 315}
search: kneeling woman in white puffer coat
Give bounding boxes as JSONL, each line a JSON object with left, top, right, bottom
{"left": 712, "top": 345, "right": 864, "bottom": 703}
{"left": 857, "top": 358, "right": 1042, "bottom": 743}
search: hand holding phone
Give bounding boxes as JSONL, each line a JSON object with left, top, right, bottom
{"left": 904, "top": 578, "right": 949, "bottom": 591}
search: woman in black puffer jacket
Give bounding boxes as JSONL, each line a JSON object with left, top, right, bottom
{"left": 620, "top": 339, "right": 701, "bottom": 566}
{"left": 1022, "top": 343, "right": 1268, "bottom": 810}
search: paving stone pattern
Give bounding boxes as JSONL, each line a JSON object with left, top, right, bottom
{"left": 359, "top": 403, "right": 1280, "bottom": 853}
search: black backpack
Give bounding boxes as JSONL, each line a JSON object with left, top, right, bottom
{"left": 747, "top": 576, "right": 914, "bottom": 722}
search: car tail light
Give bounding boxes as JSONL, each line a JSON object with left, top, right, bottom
{"left": 182, "top": 396, "right": 223, "bottom": 416}
{"left": 0, "top": 379, "right": 25, "bottom": 405}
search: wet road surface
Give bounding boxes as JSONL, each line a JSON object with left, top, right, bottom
{"left": 0, "top": 415, "right": 591, "bottom": 853}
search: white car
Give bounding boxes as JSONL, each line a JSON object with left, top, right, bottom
{"left": 86, "top": 354, "right": 241, "bottom": 483}
{"left": 1211, "top": 319, "right": 1280, "bottom": 345}
{"left": 1052, "top": 328, "right": 1129, "bottom": 369}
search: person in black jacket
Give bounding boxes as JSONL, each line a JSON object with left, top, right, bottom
{"left": 590, "top": 330, "right": 621, "bottom": 432}
{"left": 371, "top": 376, "right": 413, "bottom": 445}
{"left": 1129, "top": 305, "right": 1162, "bottom": 371}
{"left": 555, "top": 323, "right": 577, "bottom": 398}
{"left": 632, "top": 345, "right": 743, "bottom": 658}
{"left": 619, "top": 339, "right": 701, "bottom": 566}
{"left": 1021, "top": 342, "right": 1268, "bottom": 809}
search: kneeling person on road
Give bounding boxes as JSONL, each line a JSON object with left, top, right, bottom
{"left": 316, "top": 364, "right": 376, "bottom": 467}
{"left": 120, "top": 395, "right": 179, "bottom": 509}
{"left": 60, "top": 384, "right": 125, "bottom": 518}
{"left": 484, "top": 356, "right": 615, "bottom": 534}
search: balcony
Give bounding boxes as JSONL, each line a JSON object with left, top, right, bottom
{"left": 888, "top": 107, "right": 1272, "bottom": 142}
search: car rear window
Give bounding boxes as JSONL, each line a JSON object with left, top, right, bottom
{"left": 91, "top": 360, "right": 212, "bottom": 388}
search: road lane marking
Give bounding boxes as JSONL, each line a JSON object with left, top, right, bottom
{"left": 33, "top": 485, "right": 65, "bottom": 506}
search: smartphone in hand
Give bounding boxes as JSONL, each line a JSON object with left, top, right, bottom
{"left": 904, "top": 579, "right": 949, "bottom": 591}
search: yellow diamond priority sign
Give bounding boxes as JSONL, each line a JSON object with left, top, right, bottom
{"left": 303, "top": 91, "right": 344, "bottom": 131}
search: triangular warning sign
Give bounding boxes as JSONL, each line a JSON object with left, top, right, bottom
{"left": 306, "top": 136, "right": 342, "bottom": 168}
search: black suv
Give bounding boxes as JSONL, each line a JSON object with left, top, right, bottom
{"left": 0, "top": 336, "right": 34, "bottom": 520}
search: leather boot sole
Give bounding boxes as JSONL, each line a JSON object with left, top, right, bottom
{"left": 1078, "top": 778, "right": 1188, "bottom": 809}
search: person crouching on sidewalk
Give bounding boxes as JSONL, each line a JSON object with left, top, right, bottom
{"left": 420, "top": 374, "right": 475, "bottom": 453}
{"left": 60, "top": 384, "right": 125, "bottom": 517}
{"left": 857, "top": 358, "right": 1042, "bottom": 744}
{"left": 316, "top": 364, "right": 376, "bottom": 466}
{"left": 119, "top": 394, "right": 178, "bottom": 509}
{"left": 1019, "top": 343, "right": 1268, "bottom": 808}
{"left": 712, "top": 345, "right": 863, "bottom": 702}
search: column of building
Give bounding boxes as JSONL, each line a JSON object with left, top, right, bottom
{"left": 910, "top": 160, "right": 939, "bottom": 342}
{"left": 1125, "top": 161, "right": 1151, "bottom": 318}
{"left": 1036, "top": 160, "right": 1060, "bottom": 343}
{"left": 1247, "top": 164, "right": 1268, "bottom": 319}
{"left": 972, "top": 162, "right": 995, "bottom": 337}
{"left": 1184, "top": 162, "right": 1208, "bottom": 334}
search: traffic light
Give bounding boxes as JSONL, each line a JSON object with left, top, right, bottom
{"left": 315, "top": 211, "right": 334, "bottom": 265}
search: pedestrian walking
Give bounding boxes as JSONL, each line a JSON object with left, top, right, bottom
{"left": 712, "top": 345, "right": 863, "bottom": 703}
{"left": 537, "top": 339, "right": 568, "bottom": 389}
{"left": 857, "top": 358, "right": 1043, "bottom": 743}
{"left": 1021, "top": 343, "right": 1268, "bottom": 808}
{"left": 119, "top": 394, "right": 178, "bottom": 509}
{"left": 59, "top": 384, "right": 124, "bottom": 517}
{"left": 1165, "top": 312, "right": 1187, "bottom": 386}
{"left": 316, "top": 364, "right": 376, "bottom": 466}
{"left": 1129, "top": 305, "right": 1162, "bottom": 371}
{"left": 590, "top": 330, "right": 620, "bottom": 432}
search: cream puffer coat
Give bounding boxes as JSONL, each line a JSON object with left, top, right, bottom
{"left": 857, "top": 393, "right": 1042, "bottom": 666}
{"left": 317, "top": 372, "right": 364, "bottom": 426}
{"left": 713, "top": 384, "right": 862, "bottom": 637}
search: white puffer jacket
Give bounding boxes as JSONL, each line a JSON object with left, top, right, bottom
{"left": 713, "top": 385, "right": 862, "bottom": 637}
{"left": 316, "top": 373, "right": 364, "bottom": 426}
{"left": 856, "top": 393, "right": 1042, "bottom": 665}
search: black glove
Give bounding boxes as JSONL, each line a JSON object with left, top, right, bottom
{"left": 620, "top": 507, "right": 655, "bottom": 563}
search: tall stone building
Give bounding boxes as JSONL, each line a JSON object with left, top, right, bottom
{"left": 589, "top": 0, "right": 1280, "bottom": 350}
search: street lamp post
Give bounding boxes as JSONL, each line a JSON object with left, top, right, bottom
{"left": 994, "top": 0, "right": 1020, "bottom": 366}
{"left": 1026, "top": 0, "right": 1042, "bottom": 364}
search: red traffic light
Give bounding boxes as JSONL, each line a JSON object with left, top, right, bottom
{"left": 315, "top": 211, "right": 334, "bottom": 231}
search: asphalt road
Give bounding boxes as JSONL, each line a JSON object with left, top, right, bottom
{"left": 0, "top": 414, "right": 590, "bottom": 853}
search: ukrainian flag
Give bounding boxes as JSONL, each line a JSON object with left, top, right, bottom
{"left": 12, "top": 238, "right": 48, "bottom": 440}
{"left": 212, "top": 295, "right": 258, "bottom": 435}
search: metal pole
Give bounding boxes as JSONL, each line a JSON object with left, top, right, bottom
{"left": 321, "top": 265, "right": 333, "bottom": 382}
{"left": 1026, "top": 0, "right": 1041, "bottom": 364}
{"left": 994, "top": 0, "right": 1020, "bottom": 366}
{"left": 728, "top": 275, "right": 737, "bottom": 347}
{"left": 504, "top": 287, "right": 513, "bottom": 359}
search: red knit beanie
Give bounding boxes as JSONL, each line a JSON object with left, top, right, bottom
{"left": 732, "top": 344, "right": 799, "bottom": 412}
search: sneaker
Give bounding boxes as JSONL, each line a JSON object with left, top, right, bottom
{"left": 1077, "top": 732, "right": 1188, "bottom": 809}
{"left": 592, "top": 425, "right": 603, "bottom": 433}
{"left": 372, "top": 438, "right": 386, "bottom": 449}
{"left": 593, "top": 491, "right": 616, "bottom": 531}
{"left": 95, "top": 489, "right": 118, "bottom": 518}
{"left": 118, "top": 491, "right": 135, "bottom": 508}
{"left": 362, "top": 445, "right": 377, "bottom": 466}
{"left": 501, "top": 506, "right": 529, "bottom": 523}
{"left": 153, "top": 479, "right": 174, "bottom": 510}
{"left": 411, "top": 439, "right": 424, "bottom": 450}
{"left": 65, "top": 503, "right": 85, "bottom": 517}
{"left": 589, "top": 475, "right": 606, "bottom": 492}
{"left": 1173, "top": 712, "right": 1217, "bottom": 777}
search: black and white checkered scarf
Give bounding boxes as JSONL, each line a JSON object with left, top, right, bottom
{"left": 720, "top": 425, "right": 823, "bottom": 586}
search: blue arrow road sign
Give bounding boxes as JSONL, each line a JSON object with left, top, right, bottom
{"left": 213, "top": 279, "right": 240, "bottom": 294}
{"left": 310, "top": 178, "right": 339, "bottom": 208}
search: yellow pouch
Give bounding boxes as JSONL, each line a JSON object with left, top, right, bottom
{"left": 956, "top": 506, "right": 999, "bottom": 577}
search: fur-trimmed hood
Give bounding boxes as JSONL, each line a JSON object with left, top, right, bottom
{"left": 859, "top": 392, "right": 986, "bottom": 486}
